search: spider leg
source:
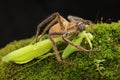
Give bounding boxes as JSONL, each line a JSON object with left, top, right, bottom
{"left": 67, "top": 15, "right": 93, "bottom": 33}
{"left": 49, "top": 32, "right": 65, "bottom": 62}
{"left": 35, "top": 12, "right": 65, "bottom": 42}
{"left": 38, "top": 18, "right": 58, "bottom": 41}
{"left": 62, "top": 33, "right": 100, "bottom": 52}
{"left": 49, "top": 32, "right": 73, "bottom": 65}
{"left": 67, "top": 15, "right": 84, "bottom": 23}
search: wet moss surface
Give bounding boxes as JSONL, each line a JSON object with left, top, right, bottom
{"left": 0, "top": 21, "right": 120, "bottom": 80}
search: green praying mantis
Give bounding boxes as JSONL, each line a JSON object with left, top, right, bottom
{"left": 2, "top": 13, "right": 100, "bottom": 64}
{"left": 2, "top": 31, "right": 95, "bottom": 64}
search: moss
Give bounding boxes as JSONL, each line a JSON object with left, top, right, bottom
{"left": 1, "top": 21, "right": 120, "bottom": 80}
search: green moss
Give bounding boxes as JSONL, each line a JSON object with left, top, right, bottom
{"left": 1, "top": 21, "right": 120, "bottom": 80}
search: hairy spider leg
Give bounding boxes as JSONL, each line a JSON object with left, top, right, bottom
{"left": 49, "top": 32, "right": 74, "bottom": 65}
{"left": 49, "top": 32, "right": 65, "bottom": 62}
{"left": 67, "top": 15, "right": 85, "bottom": 23}
{"left": 36, "top": 12, "right": 65, "bottom": 42}
{"left": 62, "top": 32, "right": 100, "bottom": 52}
{"left": 67, "top": 15, "right": 93, "bottom": 33}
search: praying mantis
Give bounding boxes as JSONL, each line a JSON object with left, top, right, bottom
{"left": 2, "top": 31, "right": 95, "bottom": 64}
{"left": 2, "top": 12, "right": 100, "bottom": 64}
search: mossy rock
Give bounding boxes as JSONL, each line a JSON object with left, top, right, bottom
{"left": 0, "top": 21, "right": 120, "bottom": 80}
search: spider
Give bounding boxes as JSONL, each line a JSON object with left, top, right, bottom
{"left": 35, "top": 12, "right": 100, "bottom": 64}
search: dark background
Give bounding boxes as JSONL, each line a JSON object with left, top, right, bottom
{"left": 0, "top": 0, "right": 119, "bottom": 48}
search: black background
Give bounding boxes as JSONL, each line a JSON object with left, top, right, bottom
{"left": 0, "top": 0, "right": 119, "bottom": 48}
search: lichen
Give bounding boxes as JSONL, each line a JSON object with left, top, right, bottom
{"left": 0, "top": 21, "right": 120, "bottom": 80}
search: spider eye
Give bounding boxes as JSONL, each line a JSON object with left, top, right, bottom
{"left": 84, "top": 20, "right": 92, "bottom": 25}
{"left": 78, "top": 22, "right": 86, "bottom": 31}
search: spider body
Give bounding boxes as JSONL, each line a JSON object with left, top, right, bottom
{"left": 49, "top": 15, "right": 88, "bottom": 37}
{"left": 35, "top": 12, "right": 99, "bottom": 64}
